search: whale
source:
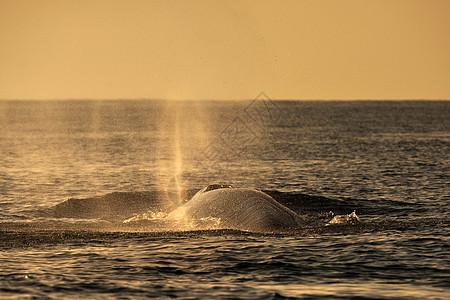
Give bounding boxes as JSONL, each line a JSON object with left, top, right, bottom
{"left": 168, "top": 184, "right": 305, "bottom": 232}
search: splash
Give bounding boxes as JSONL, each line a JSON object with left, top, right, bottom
{"left": 122, "top": 211, "right": 169, "bottom": 223}
{"left": 122, "top": 209, "right": 222, "bottom": 231}
{"left": 326, "top": 211, "right": 360, "bottom": 225}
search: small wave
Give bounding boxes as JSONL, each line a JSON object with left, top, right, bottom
{"left": 1, "top": 218, "right": 448, "bottom": 250}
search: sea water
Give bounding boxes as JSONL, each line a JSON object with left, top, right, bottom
{"left": 0, "top": 100, "right": 449, "bottom": 299}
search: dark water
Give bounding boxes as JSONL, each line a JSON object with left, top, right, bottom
{"left": 0, "top": 100, "right": 449, "bottom": 299}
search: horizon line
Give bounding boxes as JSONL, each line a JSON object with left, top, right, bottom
{"left": 0, "top": 98, "right": 449, "bottom": 102}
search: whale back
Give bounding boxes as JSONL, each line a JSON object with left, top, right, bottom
{"left": 168, "top": 188, "right": 304, "bottom": 232}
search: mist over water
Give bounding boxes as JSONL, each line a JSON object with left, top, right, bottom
{"left": 0, "top": 100, "right": 449, "bottom": 299}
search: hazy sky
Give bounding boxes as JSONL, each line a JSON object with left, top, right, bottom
{"left": 1, "top": 0, "right": 449, "bottom": 100}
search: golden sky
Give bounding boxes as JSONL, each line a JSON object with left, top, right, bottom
{"left": 1, "top": 0, "right": 449, "bottom": 100}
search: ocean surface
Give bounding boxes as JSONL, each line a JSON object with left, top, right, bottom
{"left": 0, "top": 99, "right": 449, "bottom": 299}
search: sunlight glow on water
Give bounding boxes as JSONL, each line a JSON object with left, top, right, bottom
{"left": 254, "top": 283, "right": 449, "bottom": 299}
{"left": 1, "top": 232, "right": 449, "bottom": 299}
{"left": 1, "top": 100, "right": 448, "bottom": 216}
{"left": 1, "top": 100, "right": 449, "bottom": 299}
